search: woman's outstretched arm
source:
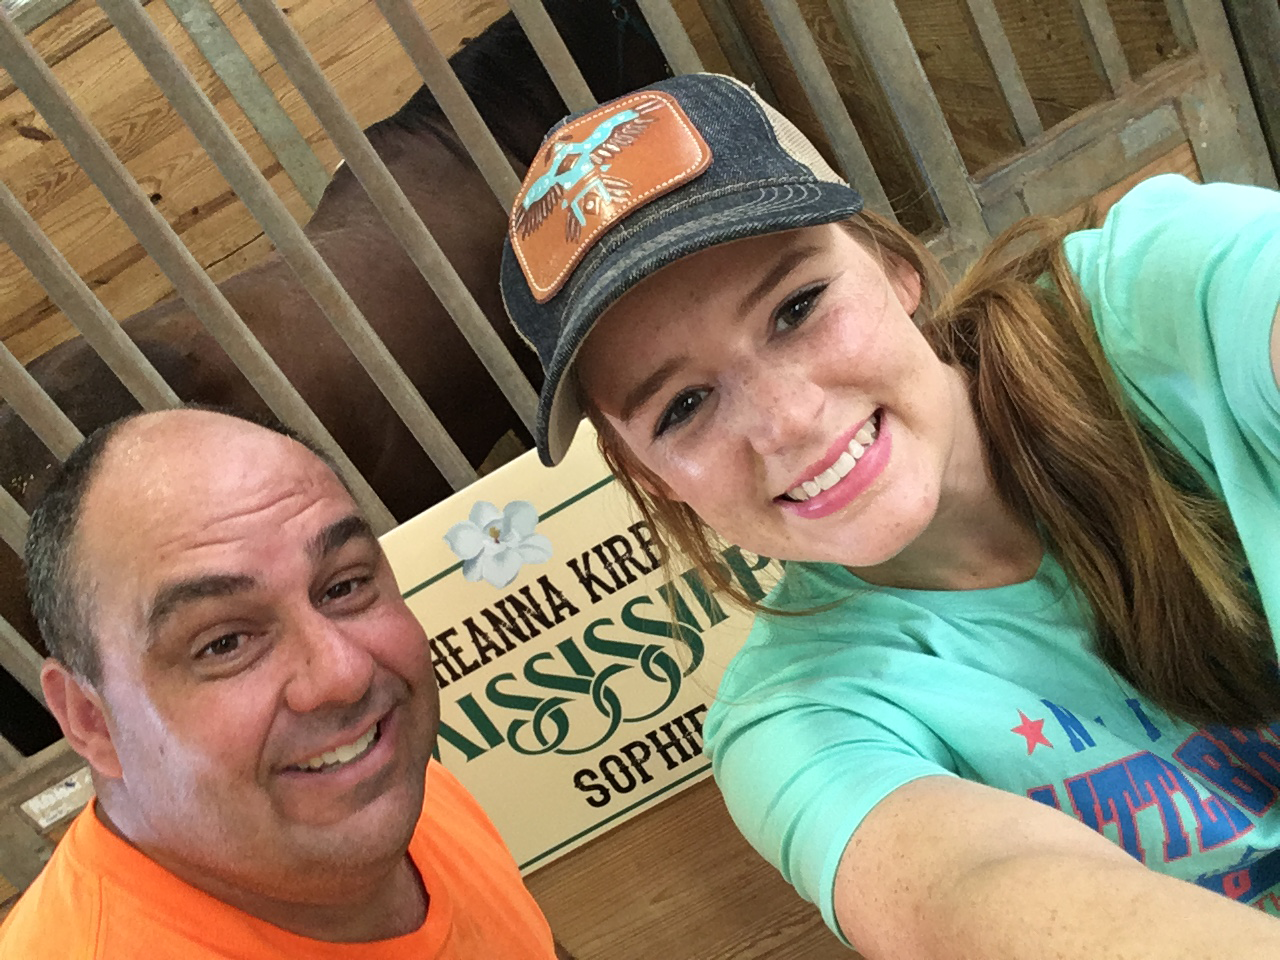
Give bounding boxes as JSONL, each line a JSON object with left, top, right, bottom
{"left": 835, "top": 775, "right": 1280, "bottom": 960}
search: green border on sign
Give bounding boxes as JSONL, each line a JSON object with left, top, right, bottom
{"left": 518, "top": 762, "right": 712, "bottom": 871}
{"left": 400, "top": 475, "right": 616, "bottom": 600}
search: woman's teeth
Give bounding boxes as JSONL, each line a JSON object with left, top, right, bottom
{"left": 785, "top": 417, "right": 879, "bottom": 502}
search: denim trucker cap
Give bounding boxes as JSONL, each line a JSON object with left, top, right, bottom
{"left": 500, "top": 72, "right": 865, "bottom": 465}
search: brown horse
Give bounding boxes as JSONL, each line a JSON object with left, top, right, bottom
{"left": 0, "top": 0, "right": 669, "bottom": 744}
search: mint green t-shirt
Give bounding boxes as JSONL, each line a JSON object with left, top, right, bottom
{"left": 702, "top": 175, "right": 1280, "bottom": 941}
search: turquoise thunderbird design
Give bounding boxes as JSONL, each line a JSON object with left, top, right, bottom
{"left": 513, "top": 96, "right": 662, "bottom": 243}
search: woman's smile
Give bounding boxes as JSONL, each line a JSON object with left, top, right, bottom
{"left": 575, "top": 222, "right": 980, "bottom": 572}
{"left": 776, "top": 410, "right": 891, "bottom": 520}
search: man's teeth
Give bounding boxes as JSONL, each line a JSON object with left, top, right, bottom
{"left": 296, "top": 724, "right": 379, "bottom": 772}
{"left": 786, "top": 417, "right": 879, "bottom": 502}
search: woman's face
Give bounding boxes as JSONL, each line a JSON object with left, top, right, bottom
{"left": 576, "top": 223, "right": 976, "bottom": 569}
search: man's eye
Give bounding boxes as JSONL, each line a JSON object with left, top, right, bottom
{"left": 774, "top": 284, "right": 826, "bottom": 333}
{"left": 198, "top": 633, "right": 245, "bottom": 659}
{"left": 322, "top": 577, "right": 369, "bottom": 604}
{"left": 655, "top": 387, "right": 709, "bottom": 438}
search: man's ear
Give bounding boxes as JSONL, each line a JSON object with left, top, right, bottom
{"left": 41, "top": 660, "right": 122, "bottom": 780}
{"left": 887, "top": 251, "right": 924, "bottom": 317}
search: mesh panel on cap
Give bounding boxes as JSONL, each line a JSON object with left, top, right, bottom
{"left": 755, "top": 95, "right": 847, "bottom": 186}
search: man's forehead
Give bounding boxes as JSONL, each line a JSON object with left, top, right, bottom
{"left": 81, "top": 412, "right": 349, "bottom": 560}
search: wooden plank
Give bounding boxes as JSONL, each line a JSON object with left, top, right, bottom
{"left": 527, "top": 779, "right": 851, "bottom": 960}
{"left": 1082, "top": 139, "right": 1200, "bottom": 218}
{"left": 0, "top": 735, "right": 21, "bottom": 774}
{"left": 756, "top": 0, "right": 893, "bottom": 219}
{"left": 0, "top": 740, "right": 80, "bottom": 800}
{"left": 719, "top": 0, "right": 934, "bottom": 233}
{"left": 1218, "top": 0, "right": 1280, "bottom": 178}
{"left": 1018, "top": 103, "right": 1183, "bottom": 214}
{"left": 1163, "top": 0, "right": 1275, "bottom": 186}
{"left": 0, "top": 0, "right": 509, "bottom": 363}
{"left": 1069, "top": 0, "right": 1132, "bottom": 95}
{"left": 827, "top": 0, "right": 987, "bottom": 251}
{"left": 0, "top": 810, "right": 49, "bottom": 888}
{"left": 958, "top": 0, "right": 1042, "bottom": 144}
{"left": 1176, "top": 69, "right": 1262, "bottom": 186}
{"left": 974, "top": 55, "right": 1203, "bottom": 200}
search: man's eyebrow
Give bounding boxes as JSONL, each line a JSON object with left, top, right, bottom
{"left": 309, "top": 514, "right": 377, "bottom": 561}
{"left": 147, "top": 573, "right": 257, "bottom": 636}
{"left": 737, "top": 244, "right": 824, "bottom": 319}
{"left": 619, "top": 356, "right": 684, "bottom": 424}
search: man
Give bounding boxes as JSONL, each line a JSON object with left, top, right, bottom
{"left": 0, "top": 408, "right": 558, "bottom": 957}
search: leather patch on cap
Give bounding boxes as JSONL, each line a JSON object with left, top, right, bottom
{"left": 510, "top": 91, "right": 711, "bottom": 303}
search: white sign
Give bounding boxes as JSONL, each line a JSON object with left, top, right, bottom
{"left": 382, "top": 426, "right": 770, "bottom": 871}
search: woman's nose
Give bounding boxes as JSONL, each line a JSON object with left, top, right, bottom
{"left": 732, "top": 365, "right": 824, "bottom": 457}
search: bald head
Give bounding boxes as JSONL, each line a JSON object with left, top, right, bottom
{"left": 25, "top": 409, "right": 344, "bottom": 683}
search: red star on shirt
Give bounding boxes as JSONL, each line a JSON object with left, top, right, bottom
{"left": 1011, "top": 710, "right": 1053, "bottom": 755}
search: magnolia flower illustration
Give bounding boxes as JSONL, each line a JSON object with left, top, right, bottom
{"left": 444, "top": 500, "right": 553, "bottom": 588}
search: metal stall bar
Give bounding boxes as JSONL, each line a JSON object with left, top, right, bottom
{"left": 505, "top": 0, "right": 595, "bottom": 112}
{"left": 0, "top": 612, "right": 44, "bottom": 706}
{"left": 98, "top": 0, "right": 483, "bottom": 491}
{"left": 634, "top": 0, "right": 704, "bottom": 76}
{"left": 1068, "top": 0, "right": 1131, "bottom": 95}
{"left": 164, "top": 0, "right": 330, "bottom": 210}
{"left": 757, "top": 0, "right": 894, "bottom": 219}
{"left": 0, "top": 342, "right": 81, "bottom": 462}
{"left": 698, "top": 0, "right": 777, "bottom": 105}
{"left": 0, "top": 485, "right": 28, "bottom": 558}
{"left": 372, "top": 0, "right": 521, "bottom": 209}
{"left": 828, "top": 0, "right": 988, "bottom": 251}
{"left": 1165, "top": 0, "right": 1276, "bottom": 187}
{"left": 0, "top": 474, "right": 46, "bottom": 711}
{"left": 959, "top": 0, "right": 1042, "bottom": 145}
{"left": 0, "top": 9, "right": 397, "bottom": 532}
{"left": 229, "top": 0, "right": 539, "bottom": 432}
{"left": 0, "top": 182, "right": 180, "bottom": 414}
{"left": 7, "top": 0, "right": 77, "bottom": 33}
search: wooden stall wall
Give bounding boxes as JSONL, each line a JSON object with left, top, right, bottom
{"left": 0, "top": 0, "right": 507, "bottom": 366}
{"left": 0, "top": 0, "right": 1270, "bottom": 957}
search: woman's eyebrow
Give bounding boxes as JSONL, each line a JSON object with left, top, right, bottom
{"left": 620, "top": 356, "right": 684, "bottom": 424}
{"left": 736, "top": 243, "right": 824, "bottom": 318}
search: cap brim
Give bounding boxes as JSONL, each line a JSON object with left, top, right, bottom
{"left": 537, "top": 179, "right": 864, "bottom": 465}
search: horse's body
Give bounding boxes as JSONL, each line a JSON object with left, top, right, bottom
{"left": 0, "top": 3, "right": 667, "bottom": 673}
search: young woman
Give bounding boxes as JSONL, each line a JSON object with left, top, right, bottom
{"left": 499, "top": 72, "right": 1280, "bottom": 958}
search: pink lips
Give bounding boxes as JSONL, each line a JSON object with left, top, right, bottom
{"left": 777, "top": 411, "right": 891, "bottom": 520}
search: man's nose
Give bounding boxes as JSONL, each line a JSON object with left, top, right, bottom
{"left": 283, "top": 610, "right": 376, "bottom": 714}
{"left": 732, "top": 364, "right": 824, "bottom": 458}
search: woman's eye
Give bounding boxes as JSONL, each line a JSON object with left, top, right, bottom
{"left": 655, "top": 387, "right": 709, "bottom": 437}
{"left": 774, "top": 284, "right": 826, "bottom": 333}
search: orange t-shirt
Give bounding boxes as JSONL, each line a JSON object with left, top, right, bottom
{"left": 0, "top": 763, "right": 554, "bottom": 959}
